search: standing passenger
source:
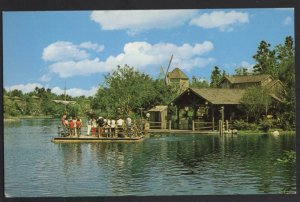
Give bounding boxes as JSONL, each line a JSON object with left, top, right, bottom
{"left": 117, "top": 118, "right": 124, "bottom": 137}
{"left": 87, "top": 118, "right": 92, "bottom": 136}
{"left": 69, "top": 118, "right": 75, "bottom": 136}
{"left": 76, "top": 118, "right": 82, "bottom": 137}
{"left": 97, "top": 117, "right": 105, "bottom": 138}
{"left": 111, "top": 118, "right": 116, "bottom": 137}
{"left": 126, "top": 117, "right": 132, "bottom": 137}
{"left": 92, "top": 118, "right": 97, "bottom": 137}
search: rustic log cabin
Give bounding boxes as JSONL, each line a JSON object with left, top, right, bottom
{"left": 148, "top": 74, "right": 284, "bottom": 131}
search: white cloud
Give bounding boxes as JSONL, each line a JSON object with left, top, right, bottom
{"left": 189, "top": 11, "right": 249, "bottom": 31}
{"left": 79, "top": 41, "right": 105, "bottom": 52}
{"left": 42, "top": 41, "right": 89, "bottom": 62}
{"left": 5, "top": 83, "right": 98, "bottom": 97}
{"left": 52, "top": 86, "right": 98, "bottom": 97}
{"left": 46, "top": 40, "right": 214, "bottom": 78}
{"left": 90, "top": 10, "right": 198, "bottom": 34}
{"left": 283, "top": 16, "right": 292, "bottom": 26}
{"left": 5, "top": 83, "right": 43, "bottom": 93}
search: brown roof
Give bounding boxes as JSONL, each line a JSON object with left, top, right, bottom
{"left": 264, "top": 79, "right": 281, "bottom": 89}
{"left": 168, "top": 67, "right": 188, "bottom": 79}
{"left": 220, "top": 74, "right": 272, "bottom": 84}
{"left": 190, "top": 88, "right": 246, "bottom": 105}
{"left": 148, "top": 105, "right": 168, "bottom": 112}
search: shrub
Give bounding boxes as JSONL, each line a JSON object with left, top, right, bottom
{"left": 258, "top": 119, "right": 274, "bottom": 132}
{"left": 232, "top": 120, "right": 258, "bottom": 130}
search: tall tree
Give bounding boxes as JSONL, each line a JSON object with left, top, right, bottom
{"left": 190, "top": 76, "right": 209, "bottom": 88}
{"left": 210, "top": 66, "right": 222, "bottom": 87}
{"left": 252, "top": 40, "right": 278, "bottom": 77}
{"left": 91, "top": 65, "right": 172, "bottom": 117}
{"left": 241, "top": 86, "right": 272, "bottom": 122}
{"left": 234, "top": 67, "right": 249, "bottom": 76}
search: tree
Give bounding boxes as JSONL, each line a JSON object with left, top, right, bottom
{"left": 190, "top": 76, "right": 209, "bottom": 88}
{"left": 91, "top": 65, "right": 173, "bottom": 117}
{"left": 252, "top": 40, "right": 278, "bottom": 77}
{"left": 210, "top": 66, "right": 222, "bottom": 87}
{"left": 240, "top": 86, "right": 272, "bottom": 122}
{"left": 275, "top": 36, "right": 295, "bottom": 130}
{"left": 234, "top": 67, "right": 249, "bottom": 76}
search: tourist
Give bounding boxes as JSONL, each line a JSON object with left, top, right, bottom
{"left": 61, "top": 114, "right": 68, "bottom": 134}
{"left": 87, "top": 118, "right": 92, "bottom": 136}
{"left": 69, "top": 118, "right": 75, "bottom": 136}
{"left": 117, "top": 118, "right": 124, "bottom": 137}
{"left": 91, "top": 118, "right": 97, "bottom": 137}
{"left": 111, "top": 118, "right": 116, "bottom": 137}
{"left": 97, "top": 117, "right": 105, "bottom": 138}
{"left": 61, "top": 114, "right": 67, "bottom": 126}
{"left": 76, "top": 118, "right": 82, "bottom": 137}
{"left": 126, "top": 116, "right": 132, "bottom": 137}
{"left": 106, "top": 119, "right": 111, "bottom": 137}
{"left": 132, "top": 120, "right": 138, "bottom": 137}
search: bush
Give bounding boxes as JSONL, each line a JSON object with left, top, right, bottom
{"left": 232, "top": 120, "right": 258, "bottom": 130}
{"left": 258, "top": 119, "right": 274, "bottom": 132}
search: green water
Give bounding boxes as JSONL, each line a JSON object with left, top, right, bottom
{"left": 4, "top": 118, "right": 296, "bottom": 197}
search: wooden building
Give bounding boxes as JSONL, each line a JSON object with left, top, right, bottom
{"left": 166, "top": 67, "right": 189, "bottom": 93}
{"left": 171, "top": 88, "right": 246, "bottom": 130}
{"left": 148, "top": 105, "right": 168, "bottom": 129}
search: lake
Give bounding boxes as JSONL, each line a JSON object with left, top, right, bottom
{"left": 4, "top": 118, "right": 296, "bottom": 197}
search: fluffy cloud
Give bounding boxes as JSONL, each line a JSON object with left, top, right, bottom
{"left": 189, "top": 11, "right": 249, "bottom": 31}
{"left": 42, "top": 41, "right": 104, "bottom": 62}
{"left": 44, "top": 40, "right": 214, "bottom": 78}
{"left": 79, "top": 41, "right": 105, "bottom": 52}
{"left": 51, "top": 86, "right": 98, "bottom": 97}
{"left": 5, "top": 83, "right": 98, "bottom": 97}
{"left": 5, "top": 83, "right": 43, "bottom": 93}
{"left": 90, "top": 10, "right": 198, "bottom": 34}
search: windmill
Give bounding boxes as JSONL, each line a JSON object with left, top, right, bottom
{"left": 160, "top": 54, "right": 173, "bottom": 85}
{"left": 53, "top": 81, "right": 76, "bottom": 114}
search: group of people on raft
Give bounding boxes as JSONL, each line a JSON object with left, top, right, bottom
{"left": 60, "top": 115, "right": 139, "bottom": 138}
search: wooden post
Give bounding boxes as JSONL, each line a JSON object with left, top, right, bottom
{"left": 192, "top": 120, "right": 195, "bottom": 131}
{"left": 176, "top": 106, "right": 180, "bottom": 129}
{"left": 226, "top": 120, "right": 229, "bottom": 131}
{"left": 169, "top": 120, "right": 171, "bottom": 131}
{"left": 212, "top": 106, "right": 215, "bottom": 131}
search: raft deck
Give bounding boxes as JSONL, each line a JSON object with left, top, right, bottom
{"left": 51, "top": 135, "right": 144, "bottom": 143}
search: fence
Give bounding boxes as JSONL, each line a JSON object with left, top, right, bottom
{"left": 148, "top": 120, "right": 223, "bottom": 131}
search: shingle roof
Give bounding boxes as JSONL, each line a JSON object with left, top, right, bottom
{"left": 222, "top": 74, "right": 271, "bottom": 84}
{"left": 148, "top": 105, "right": 168, "bottom": 112}
{"left": 168, "top": 67, "right": 188, "bottom": 79}
{"left": 190, "top": 88, "right": 246, "bottom": 105}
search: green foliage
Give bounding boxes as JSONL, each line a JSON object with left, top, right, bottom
{"left": 252, "top": 40, "right": 278, "bottom": 77}
{"left": 258, "top": 119, "right": 273, "bottom": 132}
{"left": 91, "top": 65, "right": 173, "bottom": 117}
{"left": 3, "top": 86, "right": 88, "bottom": 118}
{"left": 241, "top": 86, "right": 272, "bottom": 121}
{"left": 190, "top": 76, "right": 209, "bottom": 88}
{"left": 234, "top": 67, "right": 249, "bottom": 76}
{"left": 232, "top": 119, "right": 258, "bottom": 130}
{"left": 210, "top": 66, "right": 222, "bottom": 87}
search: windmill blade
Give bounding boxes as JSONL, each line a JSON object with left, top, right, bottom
{"left": 164, "top": 54, "right": 173, "bottom": 85}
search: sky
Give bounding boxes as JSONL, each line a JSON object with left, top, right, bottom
{"left": 3, "top": 8, "right": 294, "bottom": 97}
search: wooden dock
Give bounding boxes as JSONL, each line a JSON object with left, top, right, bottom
{"left": 51, "top": 135, "right": 144, "bottom": 143}
{"left": 148, "top": 129, "right": 219, "bottom": 135}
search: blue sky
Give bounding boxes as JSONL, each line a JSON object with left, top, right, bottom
{"left": 3, "top": 8, "right": 294, "bottom": 97}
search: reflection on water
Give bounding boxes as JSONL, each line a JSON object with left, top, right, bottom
{"left": 4, "top": 119, "right": 296, "bottom": 197}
